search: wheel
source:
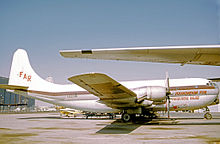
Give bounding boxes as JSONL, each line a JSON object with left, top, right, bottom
{"left": 121, "top": 113, "right": 132, "bottom": 122}
{"left": 204, "top": 112, "right": 212, "bottom": 120}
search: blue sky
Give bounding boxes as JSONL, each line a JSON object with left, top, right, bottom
{"left": 0, "top": 0, "right": 220, "bottom": 84}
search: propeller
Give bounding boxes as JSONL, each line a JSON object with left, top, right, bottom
{"left": 165, "top": 72, "right": 171, "bottom": 119}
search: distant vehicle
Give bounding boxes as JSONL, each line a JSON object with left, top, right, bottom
{"left": 59, "top": 108, "right": 82, "bottom": 117}
{"left": 0, "top": 48, "right": 219, "bottom": 122}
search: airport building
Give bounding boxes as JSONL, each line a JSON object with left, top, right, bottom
{"left": 0, "top": 76, "right": 35, "bottom": 112}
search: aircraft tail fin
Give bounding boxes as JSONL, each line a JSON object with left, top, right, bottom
{"left": 8, "top": 49, "right": 47, "bottom": 89}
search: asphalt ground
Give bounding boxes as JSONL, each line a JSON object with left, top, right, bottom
{"left": 0, "top": 112, "right": 220, "bottom": 144}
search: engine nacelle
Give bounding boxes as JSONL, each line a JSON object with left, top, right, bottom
{"left": 135, "top": 86, "right": 167, "bottom": 102}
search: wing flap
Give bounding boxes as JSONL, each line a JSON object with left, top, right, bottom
{"left": 68, "top": 73, "right": 137, "bottom": 108}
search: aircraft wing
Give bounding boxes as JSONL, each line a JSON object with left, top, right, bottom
{"left": 68, "top": 73, "right": 137, "bottom": 109}
{"left": 0, "top": 84, "right": 28, "bottom": 91}
{"left": 60, "top": 45, "right": 220, "bottom": 66}
{"left": 208, "top": 78, "right": 220, "bottom": 82}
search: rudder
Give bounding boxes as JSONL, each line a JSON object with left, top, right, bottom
{"left": 8, "top": 49, "right": 43, "bottom": 88}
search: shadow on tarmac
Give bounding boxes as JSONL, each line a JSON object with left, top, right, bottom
{"left": 96, "top": 117, "right": 220, "bottom": 134}
{"left": 18, "top": 115, "right": 220, "bottom": 134}
{"left": 96, "top": 120, "right": 141, "bottom": 134}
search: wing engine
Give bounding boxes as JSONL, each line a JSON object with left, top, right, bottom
{"left": 134, "top": 86, "right": 167, "bottom": 102}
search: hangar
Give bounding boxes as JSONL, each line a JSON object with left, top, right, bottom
{"left": 0, "top": 76, "right": 35, "bottom": 112}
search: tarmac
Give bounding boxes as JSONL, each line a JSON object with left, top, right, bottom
{"left": 0, "top": 112, "right": 220, "bottom": 144}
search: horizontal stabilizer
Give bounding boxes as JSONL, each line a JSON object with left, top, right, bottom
{"left": 0, "top": 84, "right": 28, "bottom": 91}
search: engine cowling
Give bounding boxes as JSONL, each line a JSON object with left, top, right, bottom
{"left": 135, "top": 86, "right": 167, "bottom": 102}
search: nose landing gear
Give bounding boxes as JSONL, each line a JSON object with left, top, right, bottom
{"left": 204, "top": 107, "right": 212, "bottom": 120}
{"left": 204, "top": 112, "right": 212, "bottom": 120}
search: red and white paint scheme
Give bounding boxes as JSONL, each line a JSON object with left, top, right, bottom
{"left": 0, "top": 49, "right": 219, "bottom": 122}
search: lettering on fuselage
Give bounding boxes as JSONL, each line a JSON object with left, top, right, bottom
{"left": 171, "top": 96, "right": 199, "bottom": 101}
{"left": 18, "top": 71, "right": 31, "bottom": 82}
{"left": 66, "top": 94, "right": 77, "bottom": 99}
{"left": 174, "top": 90, "right": 207, "bottom": 96}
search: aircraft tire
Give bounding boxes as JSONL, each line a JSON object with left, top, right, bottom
{"left": 121, "top": 113, "right": 132, "bottom": 122}
{"left": 204, "top": 112, "right": 212, "bottom": 120}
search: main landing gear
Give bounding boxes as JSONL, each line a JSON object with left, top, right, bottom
{"left": 121, "top": 113, "right": 135, "bottom": 122}
{"left": 121, "top": 110, "right": 158, "bottom": 122}
{"left": 204, "top": 107, "right": 212, "bottom": 120}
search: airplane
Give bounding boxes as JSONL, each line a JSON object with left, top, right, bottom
{"left": 0, "top": 48, "right": 219, "bottom": 122}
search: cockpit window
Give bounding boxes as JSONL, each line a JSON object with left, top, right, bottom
{"left": 206, "top": 81, "right": 214, "bottom": 86}
{"left": 207, "top": 82, "right": 217, "bottom": 87}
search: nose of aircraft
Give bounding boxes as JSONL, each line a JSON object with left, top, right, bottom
{"left": 212, "top": 82, "right": 220, "bottom": 104}
{"left": 216, "top": 84, "right": 220, "bottom": 104}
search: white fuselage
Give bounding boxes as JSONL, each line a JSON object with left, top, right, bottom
{"left": 15, "top": 78, "right": 219, "bottom": 113}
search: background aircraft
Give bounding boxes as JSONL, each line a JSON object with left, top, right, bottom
{"left": 0, "top": 49, "right": 219, "bottom": 122}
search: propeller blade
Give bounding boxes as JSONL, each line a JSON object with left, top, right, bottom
{"left": 165, "top": 72, "right": 171, "bottom": 118}
{"left": 165, "top": 72, "right": 170, "bottom": 94}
